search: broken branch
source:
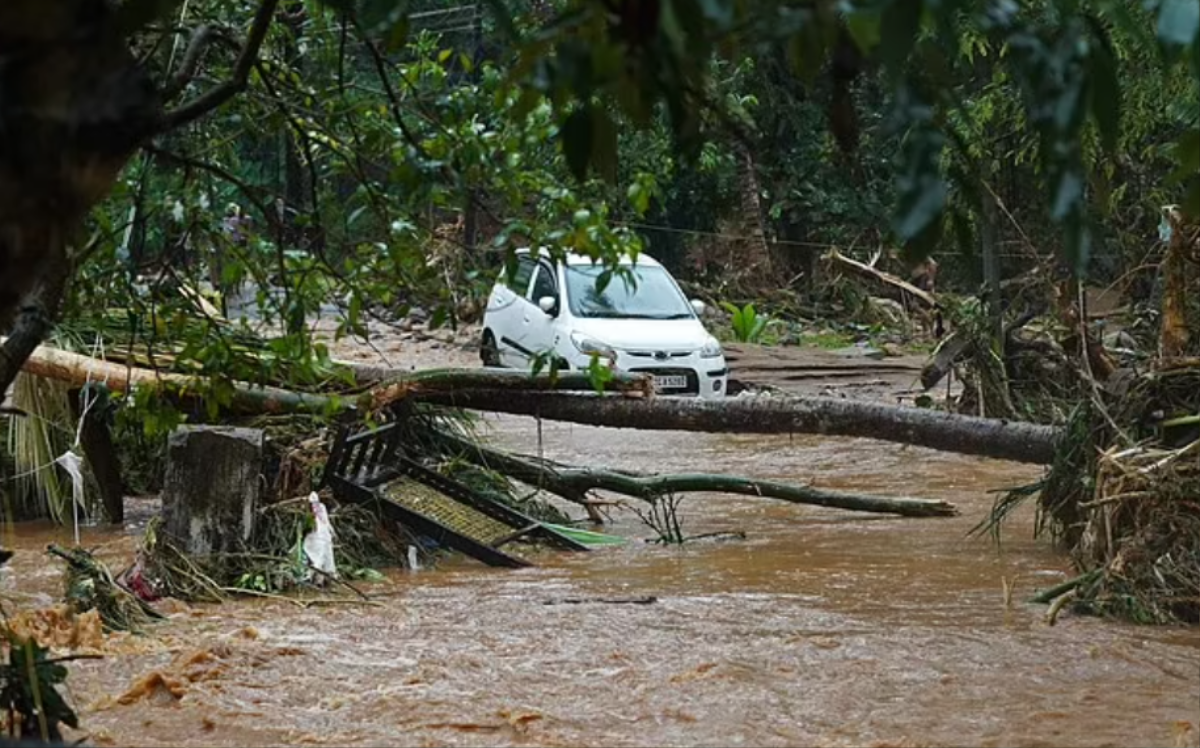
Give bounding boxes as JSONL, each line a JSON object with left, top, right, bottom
{"left": 159, "top": 0, "right": 282, "bottom": 132}
{"left": 825, "top": 248, "right": 937, "bottom": 308}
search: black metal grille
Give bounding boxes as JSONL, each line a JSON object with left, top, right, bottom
{"left": 629, "top": 366, "right": 700, "bottom": 395}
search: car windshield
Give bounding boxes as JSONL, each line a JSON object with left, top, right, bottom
{"left": 564, "top": 264, "right": 694, "bottom": 319}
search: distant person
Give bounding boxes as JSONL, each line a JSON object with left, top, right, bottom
{"left": 216, "top": 203, "right": 253, "bottom": 299}
{"left": 910, "top": 256, "right": 943, "bottom": 338}
{"left": 911, "top": 256, "right": 938, "bottom": 294}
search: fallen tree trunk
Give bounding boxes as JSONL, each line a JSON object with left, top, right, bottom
{"left": 440, "top": 434, "right": 958, "bottom": 517}
{"left": 11, "top": 343, "right": 650, "bottom": 416}
{"left": 15, "top": 342, "right": 1059, "bottom": 464}
{"left": 14, "top": 343, "right": 337, "bottom": 414}
{"left": 419, "top": 391, "right": 1060, "bottom": 464}
{"left": 367, "top": 367, "right": 651, "bottom": 409}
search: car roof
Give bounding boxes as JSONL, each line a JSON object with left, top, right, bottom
{"left": 515, "top": 246, "right": 662, "bottom": 268}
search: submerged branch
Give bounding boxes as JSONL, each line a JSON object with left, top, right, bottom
{"left": 440, "top": 433, "right": 958, "bottom": 517}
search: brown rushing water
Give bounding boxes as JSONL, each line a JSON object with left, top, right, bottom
{"left": 3, "top": 415, "right": 1199, "bottom": 748}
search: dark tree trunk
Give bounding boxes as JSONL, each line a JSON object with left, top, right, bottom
{"left": 0, "top": 0, "right": 161, "bottom": 406}
{"left": 68, "top": 388, "right": 125, "bottom": 524}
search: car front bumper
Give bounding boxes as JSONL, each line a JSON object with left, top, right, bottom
{"left": 563, "top": 350, "right": 728, "bottom": 399}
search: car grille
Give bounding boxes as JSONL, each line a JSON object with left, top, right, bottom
{"left": 626, "top": 350, "right": 692, "bottom": 360}
{"left": 628, "top": 367, "right": 700, "bottom": 395}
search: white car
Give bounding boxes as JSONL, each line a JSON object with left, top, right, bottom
{"left": 481, "top": 248, "right": 728, "bottom": 398}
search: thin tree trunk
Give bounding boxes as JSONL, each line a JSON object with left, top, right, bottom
{"left": 69, "top": 388, "right": 125, "bottom": 524}
{"left": 734, "top": 141, "right": 773, "bottom": 279}
{"left": 419, "top": 390, "right": 1061, "bottom": 464}
{"left": 440, "top": 435, "right": 958, "bottom": 517}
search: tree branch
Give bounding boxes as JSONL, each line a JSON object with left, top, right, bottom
{"left": 162, "top": 24, "right": 215, "bottom": 100}
{"left": 157, "top": 0, "right": 282, "bottom": 133}
{"left": 0, "top": 248, "right": 71, "bottom": 409}
{"left": 437, "top": 433, "right": 958, "bottom": 517}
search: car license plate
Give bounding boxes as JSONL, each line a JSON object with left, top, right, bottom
{"left": 654, "top": 375, "right": 688, "bottom": 389}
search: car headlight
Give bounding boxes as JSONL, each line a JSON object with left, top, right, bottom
{"left": 570, "top": 332, "right": 617, "bottom": 360}
{"left": 700, "top": 337, "right": 723, "bottom": 358}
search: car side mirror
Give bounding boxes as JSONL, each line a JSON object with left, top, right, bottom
{"left": 690, "top": 299, "right": 706, "bottom": 316}
{"left": 538, "top": 296, "right": 558, "bottom": 316}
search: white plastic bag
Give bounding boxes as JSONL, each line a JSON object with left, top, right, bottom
{"left": 54, "top": 450, "right": 85, "bottom": 545}
{"left": 302, "top": 492, "right": 338, "bottom": 583}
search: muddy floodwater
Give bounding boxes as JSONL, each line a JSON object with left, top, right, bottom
{"left": 4, "top": 415, "right": 1200, "bottom": 747}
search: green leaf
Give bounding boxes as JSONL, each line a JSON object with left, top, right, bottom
{"left": 595, "top": 269, "right": 613, "bottom": 294}
{"left": 627, "top": 181, "right": 651, "bottom": 215}
{"left": 1156, "top": 0, "right": 1200, "bottom": 46}
{"left": 561, "top": 107, "right": 593, "bottom": 181}
{"left": 438, "top": 49, "right": 453, "bottom": 63}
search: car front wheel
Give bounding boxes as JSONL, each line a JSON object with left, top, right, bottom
{"left": 480, "top": 330, "right": 501, "bottom": 367}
